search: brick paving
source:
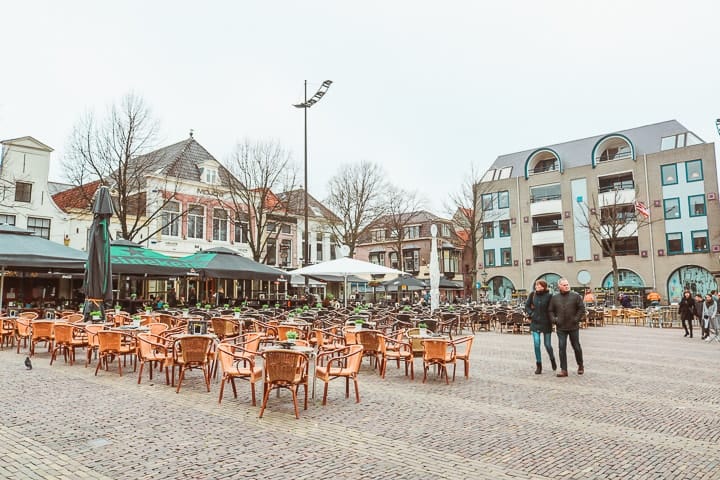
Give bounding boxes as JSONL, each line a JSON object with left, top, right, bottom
{"left": 0, "top": 325, "right": 718, "bottom": 479}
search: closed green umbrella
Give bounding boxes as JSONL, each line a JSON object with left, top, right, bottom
{"left": 82, "top": 186, "right": 114, "bottom": 320}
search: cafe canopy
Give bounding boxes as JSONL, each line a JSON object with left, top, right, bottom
{"left": 182, "top": 247, "right": 285, "bottom": 281}
{"left": 111, "top": 239, "right": 195, "bottom": 276}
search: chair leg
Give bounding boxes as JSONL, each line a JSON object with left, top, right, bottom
{"left": 137, "top": 362, "right": 145, "bottom": 384}
{"left": 259, "top": 385, "right": 271, "bottom": 418}
{"left": 353, "top": 376, "right": 360, "bottom": 403}
{"left": 250, "top": 381, "right": 257, "bottom": 406}
{"left": 322, "top": 382, "right": 329, "bottom": 406}
{"left": 176, "top": 368, "right": 186, "bottom": 393}
{"left": 218, "top": 376, "right": 226, "bottom": 404}
{"left": 291, "top": 388, "right": 300, "bottom": 419}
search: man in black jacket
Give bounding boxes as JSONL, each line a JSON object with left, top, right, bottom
{"left": 548, "top": 278, "right": 585, "bottom": 377}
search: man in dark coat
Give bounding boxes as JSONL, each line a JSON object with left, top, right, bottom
{"left": 549, "top": 278, "right": 585, "bottom": 377}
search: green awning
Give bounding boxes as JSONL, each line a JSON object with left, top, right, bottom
{"left": 182, "top": 247, "right": 285, "bottom": 281}
{"left": 111, "top": 240, "right": 195, "bottom": 276}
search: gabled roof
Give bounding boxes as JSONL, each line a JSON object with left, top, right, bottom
{"left": 278, "top": 189, "right": 341, "bottom": 223}
{"left": 52, "top": 180, "right": 102, "bottom": 211}
{"left": 488, "top": 120, "right": 698, "bottom": 178}
{"left": 131, "top": 136, "right": 223, "bottom": 182}
{"left": 1, "top": 136, "right": 53, "bottom": 152}
{"left": 48, "top": 181, "right": 73, "bottom": 196}
{"left": 372, "top": 210, "right": 447, "bottom": 226}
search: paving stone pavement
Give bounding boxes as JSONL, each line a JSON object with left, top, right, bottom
{"left": 0, "top": 325, "right": 719, "bottom": 479}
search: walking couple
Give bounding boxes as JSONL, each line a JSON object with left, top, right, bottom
{"left": 524, "top": 278, "right": 585, "bottom": 377}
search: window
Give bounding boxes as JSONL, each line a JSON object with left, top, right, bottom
{"left": 203, "top": 167, "right": 218, "bottom": 184}
{"left": 482, "top": 222, "right": 494, "bottom": 239}
{"left": 598, "top": 144, "right": 632, "bottom": 162}
{"left": 482, "top": 193, "right": 493, "bottom": 211}
{"left": 480, "top": 169, "right": 495, "bottom": 183}
{"left": 663, "top": 198, "right": 680, "bottom": 219}
{"left": 389, "top": 228, "right": 398, "bottom": 239}
{"left": 532, "top": 214, "right": 562, "bottom": 232}
{"left": 316, "top": 232, "right": 323, "bottom": 262}
{"left": 234, "top": 218, "right": 249, "bottom": 243}
{"left": 500, "top": 248, "right": 512, "bottom": 266}
{"left": 601, "top": 237, "right": 639, "bottom": 256}
{"left": 498, "top": 167, "right": 513, "bottom": 179}
{"left": 279, "top": 239, "right": 292, "bottom": 266}
{"left": 266, "top": 222, "right": 276, "bottom": 232}
{"left": 212, "top": 208, "right": 228, "bottom": 241}
{"left": 530, "top": 184, "right": 561, "bottom": 203}
{"left": 389, "top": 252, "right": 398, "bottom": 269}
{"left": 403, "top": 250, "right": 419, "bottom": 272}
{"left": 403, "top": 225, "right": 420, "bottom": 239}
{"left": 0, "top": 214, "right": 16, "bottom": 226}
{"left": 330, "top": 234, "right": 337, "bottom": 260}
{"left": 442, "top": 249, "right": 458, "bottom": 273}
{"left": 598, "top": 172, "right": 634, "bottom": 193}
{"left": 600, "top": 205, "right": 635, "bottom": 224}
{"left": 441, "top": 224, "right": 451, "bottom": 237}
{"left": 499, "top": 220, "right": 510, "bottom": 237}
{"left": 484, "top": 249, "right": 495, "bottom": 267}
{"left": 661, "top": 132, "right": 703, "bottom": 151}
{"left": 14, "top": 182, "right": 32, "bottom": 203}
{"left": 533, "top": 244, "right": 563, "bottom": 262}
{"left": 27, "top": 217, "right": 50, "bottom": 239}
{"left": 369, "top": 252, "right": 385, "bottom": 266}
{"left": 661, "top": 164, "right": 678, "bottom": 185}
{"left": 372, "top": 229, "right": 385, "bottom": 242}
{"left": 266, "top": 238, "right": 277, "bottom": 264}
{"left": 666, "top": 233, "right": 683, "bottom": 255}
{"left": 281, "top": 224, "right": 291, "bottom": 234}
{"left": 691, "top": 230, "right": 709, "bottom": 253}
{"left": 689, "top": 195, "right": 706, "bottom": 217}
{"left": 160, "top": 201, "right": 180, "bottom": 237}
{"left": 187, "top": 205, "right": 204, "bottom": 239}
{"left": 685, "top": 159, "right": 703, "bottom": 182}
{"left": 532, "top": 158, "right": 558, "bottom": 174}
{"left": 498, "top": 191, "right": 509, "bottom": 209}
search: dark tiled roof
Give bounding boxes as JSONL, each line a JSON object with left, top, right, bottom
{"left": 487, "top": 120, "right": 697, "bottom": 178}
{"left": 131, "top": 137, "right": 222, "bottom": 182}
{"left": 278, "top": 189, "right": 341, "bottom": 223}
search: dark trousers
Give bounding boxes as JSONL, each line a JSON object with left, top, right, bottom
{"left": 681, "top": 316, "right": 693, "bottom": 336}
{"left": 557, "top": 329, "right": 583, "bottom": 371}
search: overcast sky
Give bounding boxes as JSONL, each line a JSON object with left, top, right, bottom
{"left": 2, "top": 1, "right": 719, "bottom": 215}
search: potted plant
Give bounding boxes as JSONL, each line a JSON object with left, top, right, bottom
{"left": 316, "top": 302, "right": 322, "bottom": 309}
{"left": 262, "top": 304, "right": 269, "bottom": 310}
{"left": 233, "top": 306, "right": 241, "bottom": 318}
{"left": 402, "top": 305, "right": 412, "bottom": 312}
{"left": 354, "top": 319, "right": 364, "bottom": 331}
{"left": 205, "top": 304, "right": 212, "bottom": 310}
{"left": 130, "top": 293, "right": 137, "bottom": 300}
{"left": 145, "top": 306, "right": 153, "bottom": 313}
{"left": 418, "top": 322, "right": 428, "bottom": 336}
{"left": 90, "top": 310, "right": 102, "bottom": 321}
{"left": 302, "top": 305, "right": 309, "bottom": 312}
{"left": 132, "top": 315, "right": 141, "bottom": 327}
{"left": 285, "top": 330, "right": 298, "bottom": 343}
{"left": 114, "top": 304, "right": 122, "bottom": 314}
{"left": 323, "top": 293, "right": 334, "bottom": 308}
{"left": 162, "top": 303, "right": 169, "bottom": 310}
{"left": 196, "top": 302, "right": 202, "bottom": 309}
{"left": 182, "top": 307, "right": 190, "bottom": 317}
{"left": 223, "top": 303, "right": 230, "bottom": 309}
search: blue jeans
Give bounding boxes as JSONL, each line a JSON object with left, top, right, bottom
{"left": 556, "top": 329, "right": 583, "bottom": 371}
{"left": 532, "top": 331, "right": 554, "bottom": 363}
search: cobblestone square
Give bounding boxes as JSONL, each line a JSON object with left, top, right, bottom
{"left": 0, "top": 326, "right": 718, "bottom": 479}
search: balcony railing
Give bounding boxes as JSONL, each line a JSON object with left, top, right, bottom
{"left": 533, "top": 253, "right": 564, "bottom": 262}
{"left": 530, "top": 193, "right": 561, "bottom": 203}
{"left": 598, "top": 181, "right": 635, "bottom": 193}
{"left": 532, "top": 223, "right": 563, "bottom": 233}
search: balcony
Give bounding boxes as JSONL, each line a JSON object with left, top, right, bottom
{"left": 530, "top": 198, "right": 562, "bottom": 217}
{"left": 533, "top": 243, "right": 564, "bottom": 263}
{"left": 532, "top": 229, "right": 564, "bottom": 246}
{"left": 598, "top": 189, "right": 635, "bottom": 207}
{"left": 600, "top": 222, "right": 638, "bottom": 239}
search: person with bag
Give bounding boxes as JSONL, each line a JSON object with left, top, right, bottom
{"left": 702, "top": 293, "right": 718, "bottom": 341}
{"left": 678, "top": 290, "right": 696, "bottom": 338}
{"left": 549, "top": 278, "right": 585, "bottom": 377}
{"left": 524, "top": 279, "right": 556, "bottom": 374}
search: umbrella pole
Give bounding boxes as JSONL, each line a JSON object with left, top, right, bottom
{"left": 0, "top": 265, "right": 5, "bottom": 311}
{"left": 344, "top": 275, "right": 348, "bottom": 308}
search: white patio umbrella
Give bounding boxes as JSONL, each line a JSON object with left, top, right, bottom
{"left": 429, "top": 224, "right": 440, "bottom": 313}
{"left": 289, "top": 256, "right": 405, "bottom": 307}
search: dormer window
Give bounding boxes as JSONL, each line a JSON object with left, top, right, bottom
{"left": 595, "top": 136, "right": 633, "bottom": 163}
{"left": 525, "top": 149, "right": 561, "bottom": 178}
{"left": 202, "top": 167, "right": 218, "bottom": 184}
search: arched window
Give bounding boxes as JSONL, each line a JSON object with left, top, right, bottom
{"left": 601, "top": 269, "right": 644, "bottom": 289}
{"left": 524, "top": 149, "right": 562, "bottom": 179}
{"left": 592, "top": 135, "right": 635, "bottom": 167}
{"left": 667, "top": 266, "right": 716, "bottom": 304}
{"left": 486, "top": 276, "right": 515, "bottom": 302}
{"left": 535, "top": 273, "right": 561, "bottom": 293}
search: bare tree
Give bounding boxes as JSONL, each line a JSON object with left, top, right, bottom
{"left": 62, "top": 93, "right": 180, "bottom": 241}
{"left": 445, "top": 164, "right": 490, "bottom": 300}
{"left": 221, "top": 139, "right": 298, "bottom": 263}
{"left": 324, "top": 161, "right": 386, "bottom": 256}
{"left": 576, "top": 189, "right": 657, "bottom": 303}
{"left": 380, "top": 186, "right": 426, "bottom": 272}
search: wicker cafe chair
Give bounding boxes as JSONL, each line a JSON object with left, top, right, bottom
{"left": 29, "top": 320, "right": 55, "bottom": 357}
{"left": 50, "top": 323, "right": 88, "bottom": 366}
{"left": 210, "top": 317, "right": 240, "bottom": 342}
{"left": 354, "top": 330, "right": 382, "bottom": 370}
{"left": 84, "top": 324, "right": 104, "bottom": 367}
{"left": 136, "top": 333, "right": 173, "bottom": 385}
{"left": 217, "top": 342, "right": 262, "bottom": 406}
{"left": 421, "top": 338, "right": 457, "bottom": 384}
{"left": 451, "top": 335, "right": 474, "bottom": 378}
{"left": 277, "top": 325, "right": 304, "bottom": 341}
{"left": 14, "top": 317, "right": 32, "bottom": 353}
{"left": 94, "top": 330, "right": 136, "bottom": 377}
{"left": 173, "top": 335, "right": 214, "bottom": 394}
{"left": 259, "top": 350, "right": 309, "bottom": 419}
{"left": 378, "top": 333, "right": 414, "bottom": 380}
{"left": 315, "top": 344, "right": 364, "bottom": 406}
{"left": 1, "top": 318, "right": 15, "bottom": 350}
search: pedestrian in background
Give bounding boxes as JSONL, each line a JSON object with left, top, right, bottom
{"left": 524, "top": 279, "right": 556, "bottom": 374}
{"left": 549, "top": 278, "right": 585, "bottom": 377}
{"left": 701, "top": 293, "right": 716, "bottom": 340}
{"left": 678, "top": 290, "right": 696, "bottom": 338}
{"left": 694, "top": 293, "right": 704, "bottom": 338}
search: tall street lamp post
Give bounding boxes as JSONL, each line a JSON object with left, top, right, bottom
{"left": 293, "top": 80, "right": 333, "bottom": 291}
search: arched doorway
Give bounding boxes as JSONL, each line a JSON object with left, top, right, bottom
{"left": 601, "top": 269, "right": 645, "bottom": 289}
{"left": 667, "top": 265, "right": 717, "bottom": 303}
{"left": 487, "top": 276, "right": 514, "bottom": 302}
{"left": 535, "top": 273, "right": 561, "bottom": 294}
